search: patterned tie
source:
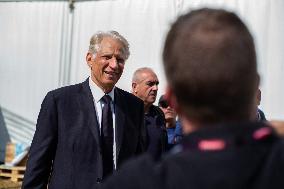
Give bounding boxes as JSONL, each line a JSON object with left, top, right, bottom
{"left": 101, "top": 95, "right": 114, "bottom": 178}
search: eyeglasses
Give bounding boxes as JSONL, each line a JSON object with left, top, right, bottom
{"left": 159, "top": 100, "right": 169, "bottom": 108}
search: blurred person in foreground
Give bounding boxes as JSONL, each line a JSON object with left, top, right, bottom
{"left": 102, "top": 8, "right": 284, "bottom": 189}
{"left": 132, "top": 67, "right": 167, "bottom": 161}
{"left": 158, "top": 95, "right": 183, "bottom": 149}
{"left": 22, "top": 31, "right": 147, "bottom": 189}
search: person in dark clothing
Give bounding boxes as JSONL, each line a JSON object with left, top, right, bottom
{"left": 102, "top": 8, "right": 284, "bottom": 189}
{"left": 144, "top": 105, "right": 167, "bottom": 160}
{"left": 22, "top": 31, "right": 147, "bottom": 189}
{"left": 132, "top": 67, "right": 168, "bottom": 161}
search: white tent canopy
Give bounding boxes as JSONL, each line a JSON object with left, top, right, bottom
{"left": 0, "top": 0, "right": 284, "bottom": 145}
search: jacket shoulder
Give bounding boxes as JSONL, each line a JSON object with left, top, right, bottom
{"left": 102, "top": 154, "right": 158, "bottom": 189}
{"left": 46, "top": 82, "right": 85, "bottom": 99}
{"left": 51, "top": 82, "right": 82, "bottom": 94}
{"left": 115, "top": 87, "right": 144, "bottom": 105}
{"left": 151, "top": 105, "right": 165, "bottom": 120}
{"left": 272, "top": 137, "right": 284, "bottom": 159}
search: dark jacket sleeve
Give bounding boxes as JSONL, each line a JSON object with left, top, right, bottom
{"left": 136, "top": 100, "right": 148, "bottom": 154}
{"left": 154, "top": 106, "right": 168, "bottom": 153}
{"left": 22, "top": 92, "right": 58, "bottom": 189}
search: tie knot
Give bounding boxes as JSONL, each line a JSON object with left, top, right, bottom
{"left": 102, "top": 95, "right": 112, "bottom": 104}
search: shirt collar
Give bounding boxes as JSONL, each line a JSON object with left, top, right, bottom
{"left": 88, "top": 77, "right": 115, "bottom": 103}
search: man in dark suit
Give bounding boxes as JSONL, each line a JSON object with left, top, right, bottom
{"left": 22, "top": 31, "right": 147, "bottom": 189}
{"left": 132, "top": 67, "right": 167, "bottom": 161}
{"left": 102, "top": 9, "right": 284, "bottom": 189}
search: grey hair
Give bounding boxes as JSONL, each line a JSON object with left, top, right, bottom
{"left": 89, "top": 31, "right": 130, "bottom": 60}
{"left": 132, "top": 67, "right": 155, "bottom": 83}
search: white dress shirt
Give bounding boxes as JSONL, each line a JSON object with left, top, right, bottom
{"left": 88, "top": 77, "right": 117, "bottom": 169}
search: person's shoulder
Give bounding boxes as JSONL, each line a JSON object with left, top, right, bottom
{"left": 276, "top": 138, "right": 284, "bottom": 166}
{"left": 44, "top": 81, "right": 86, "bottom": 102}
{"left": 272, "top": 137, "right": 284, "bottom": 157}
{"left": 48, "top": 81, "right": 85, "bottom": 96}
{"left": 102, "top": 154, "right": 158, "bottom": 189}
{"left": 115, "top": 87, "right": 143, "bottom": 104}
{"left": 119, "top": 153, "right": 156, "bottom": 172}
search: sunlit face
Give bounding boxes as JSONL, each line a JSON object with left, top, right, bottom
{"left": 86, "top": 37, "right": 126, "bottom": 93}
{"left": 133, "top": 71, "right": 159, "bottom": 106}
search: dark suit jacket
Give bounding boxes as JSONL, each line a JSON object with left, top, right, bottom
{"left": 144, "top": 105, "right": 167, "bottom": 161}
{"left": 22, "top": 79, "right": 147, "bottom": 189}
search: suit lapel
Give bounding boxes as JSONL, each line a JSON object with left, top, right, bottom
{"left": 78, "top": 82, "right": 126, "bottom": 160}
{"left": 114, "top": 88, "right": 126, "bottom": 159}
{"left": 79, "top": 79, "right": 101, "bottom": 147}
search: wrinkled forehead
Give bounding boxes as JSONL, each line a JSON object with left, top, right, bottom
{"left": 140, "top": 72, "right": 159, "bottom": 83}
{"left": 98, "top": 37, "right": 126, "bottom": 56}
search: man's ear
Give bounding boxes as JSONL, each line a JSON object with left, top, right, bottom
{"left": 132, "top": 82, "right": 137, "bottom": 93}
{"left": 86, "top": 52, "right": 93, "bottom": 68}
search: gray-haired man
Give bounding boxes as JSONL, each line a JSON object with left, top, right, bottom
{"left": 23, "top": 31, "right": 147, "bottom": 189}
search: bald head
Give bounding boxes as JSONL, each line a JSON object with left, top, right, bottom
{"left": 132, "top": 67, "right": 159, "bottom": 112}
{"left": 132, "top": 67, "right": 155, "bottom": 83}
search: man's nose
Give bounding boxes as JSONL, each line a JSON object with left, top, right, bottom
{"left": 109, "top": 57, "right": 118, "bottom": 69}
{"left": 152, "top": 84, "right": 158, "bottom": 91}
